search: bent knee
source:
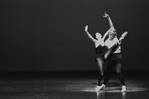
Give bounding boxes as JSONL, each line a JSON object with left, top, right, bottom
{"left": 96, "top": 58, "right": 103, "bottom": 62}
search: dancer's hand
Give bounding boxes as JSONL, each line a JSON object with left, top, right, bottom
{"left": 103, "top": 11, "right": 109, "bottom": 18}
{"left": 85, "top": 25, "right": 88, "bottom": 32}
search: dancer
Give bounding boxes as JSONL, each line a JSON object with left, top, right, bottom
{"left": 85, "top": 25, "right": 109, "bottom": 87}
{"left": 97, "top": 12, "right": 128, "bottom": 92}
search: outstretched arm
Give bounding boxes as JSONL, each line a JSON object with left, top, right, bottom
{"left": 103, "top": 11, "right": 114, "bottom": 29}
{"left": 85, "top": 25, "right": 97, "bottom": 43}
{"left": 119, "top": 31, "right": 128, "bottom": 44}
{"left": 101, "top": 28, "right": 110, "bottom": 41}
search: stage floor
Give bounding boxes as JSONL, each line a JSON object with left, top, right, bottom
{"left": 0, "top": 71, "right": 149, "bottom": 99}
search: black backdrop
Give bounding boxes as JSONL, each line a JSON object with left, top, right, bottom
{"left": 0, "top": 0, "right": 149, "bottom": 72}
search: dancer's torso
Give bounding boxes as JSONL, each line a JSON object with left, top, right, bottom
{"left": 105, "top": 37, "right": 121, "bottom": 54}
{"left": 95, "top": 45, "right": 107, "bottom": 56}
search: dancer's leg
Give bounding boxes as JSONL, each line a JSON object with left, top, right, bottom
{"left": 103, "top": 55, "right": 117, "bottom": 85}
{"left": 115, "top": 54, "right": 126, "bottom": 91}
{"left": 104, "top": 44, "right": 119, "bottom": 61}
{"left": 116, "top": 63, "right": 125, "bottom": 85}
{"left": 96, "top": 56, "right": 116, "bottom": 91}
{"left": 96, "top": 58, "right": 104, "bottom": 85}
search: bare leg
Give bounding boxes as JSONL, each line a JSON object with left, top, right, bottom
{"left": 96, "top": 58, "right": 104, "bottom": 85}
{"left": 104, "top": 44, "right": 119, "bottom": 60}
{"left": 97, "top": 58, "right": 104, "bottom": 75}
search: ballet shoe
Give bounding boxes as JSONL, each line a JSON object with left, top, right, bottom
{"left": 121, "top": 85, "right": 126, "bottom": 92}
{"left": 95, "top": 84, "right": 106, "bottom": 92}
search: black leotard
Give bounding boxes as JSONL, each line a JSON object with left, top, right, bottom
{"left": 95, "top": 45, "right": 107, "bottom": 59}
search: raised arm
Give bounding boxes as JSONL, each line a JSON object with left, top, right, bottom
{"left": 103, "top": 12, "right": 114, "bottom": 29}
{"left": 85, "top": 25, "right": 97, "bottom": 43}
{"left": 101, "top": 28, "right": 110, "bottom": 41}
{"left": 119, "top": 31, "right": 128, "bottom": 44}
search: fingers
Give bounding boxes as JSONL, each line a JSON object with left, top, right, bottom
{"left": 103, "top": 12, "right": 108, "bottom": 18}
{"left": 85, "top": 25, "right": 88, "bottom": 31}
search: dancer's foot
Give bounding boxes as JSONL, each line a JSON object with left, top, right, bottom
{"left": 121, "top": 85, "right": 126, "bottom": 92}
{"left": 95, "top": 84, "right": 105, "bottom": 92}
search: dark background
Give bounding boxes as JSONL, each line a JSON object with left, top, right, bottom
{"left": 0, "top": 0, "right": 149, "bottom": 72}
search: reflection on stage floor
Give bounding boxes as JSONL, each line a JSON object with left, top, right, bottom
{"left": 0, "top": 71, "right": 149, "bottom": 99}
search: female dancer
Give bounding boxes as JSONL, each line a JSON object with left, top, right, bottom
{"left": 97, "top": 12, "right": 128, "bottom": 92}
{"left": 85, "top": 25, "right": 109, "bottom": 87}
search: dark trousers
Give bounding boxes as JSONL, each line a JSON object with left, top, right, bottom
{"left": 103, "top": 53, "right": 125, "bottom": 85}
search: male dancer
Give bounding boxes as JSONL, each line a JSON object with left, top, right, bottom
{"left": 96, "top": 12, "right": 128, "bottom": 92}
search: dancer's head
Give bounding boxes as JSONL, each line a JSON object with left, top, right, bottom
{"left": 109, "top": 28, "right": 117, "bottom": 40}
{"left": 94, "top": 32, "right": 102, "bottom": 40}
